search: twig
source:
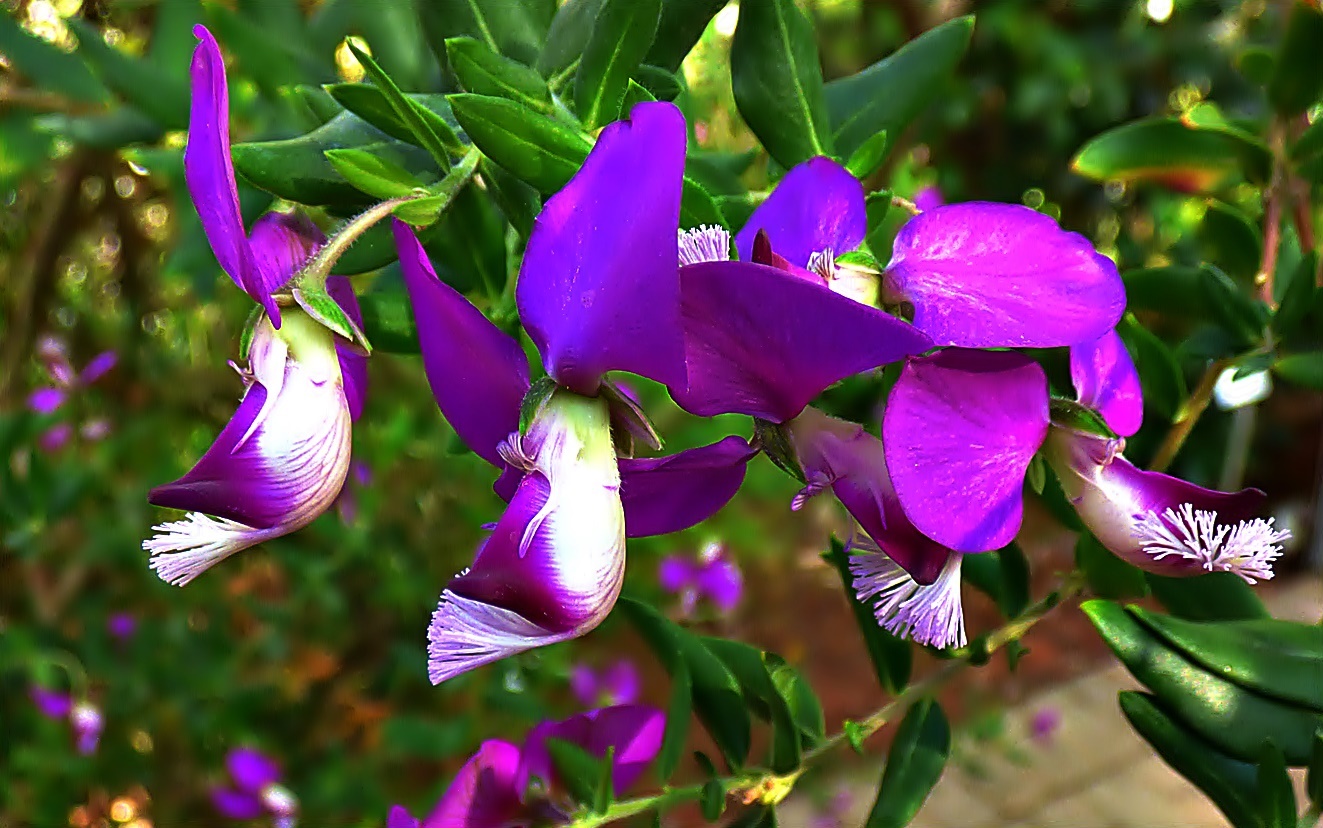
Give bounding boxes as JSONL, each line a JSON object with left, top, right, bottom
{"left": 891, "top": 195, "right": 921, "bottom": 216}
{"left": 1257, "top": 122, "right": 1287, "bottom": 307}
{"left": 1148, "top": 358, "right": 1231, "bottom": 473}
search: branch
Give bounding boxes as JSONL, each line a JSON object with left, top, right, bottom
{"left": 1148, "top": 357, "right": 1231, "bottom": 474}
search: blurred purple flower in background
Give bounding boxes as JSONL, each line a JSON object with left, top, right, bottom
{"left": 30, "top": 687, "right": 102, "bottom": 755}
{"left": 30, "top": 686, "right": 73, "bottom": 720}
{"left": 912, "top": 185, "right": 945, "bottom": 212}
{"left": 809, "top": 787, "right": 854, "bottom": 828}
{"left": 659, "top": 541, "right": 743, "bottom": 617}
{"left": 569, "top": 660, "right": 640, "bottom": 707}
{"left": 1029, "top": 706, "right": 1062, "bottom": 744}
{"left": 107, "top": 612, "right": 137, "bottom": 642}
{"left": 213, "top": 748, "right": 297, "bottom": 827}
{"left": 26, "top": 334, "right": 116, "bottom": 451}
{"left": 335, "top": 460, "right": 373, "bottom": 525}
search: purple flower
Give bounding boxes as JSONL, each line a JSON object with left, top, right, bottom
{"left": 1070, "top": 327, "right": 1143, "bottom": 437}
{"left": 391, "top": 705, "right": 664, "bottom": 827}
{"left": 658, "top": 541, "right": 743, "bottom": 616}
{"left": 334, "top": 460, "right": 372, "bottom": 525}
{"left": 913, "top": 185, "right": 945, "bottom": 212}
{"left": 213, "top": 747, "right": 297, "bottom": 824}
{"left": 70, "top": 702, "right": 103, "bottom": 755}
{"left": 394, "top": 102, "right": 757, "bottom": 685}
{"left": 26, "top": 336, "right": 117, "bottom": 451}
{"left": 108, "top": 613, "right": 137, "bottom": 641}
{"left": 570, "top": 660, "right": 641, "bottom": 708}
{"left": 30, "top": 686, "right": 73, "bottom": 719}
{"left": 1029, "top": 706, "right": 1061, "bottom": 744}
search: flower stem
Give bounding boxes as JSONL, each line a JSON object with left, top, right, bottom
{"left": 891, "top": 195, "right": 921, "bottom": 216}
{"left": 549, "top": 58, "right": 582, "bottom": 96}
{"left": 1148, "top": 357, "right": 1231, "bottom": 473}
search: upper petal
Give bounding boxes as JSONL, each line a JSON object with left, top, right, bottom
{"left": 883, "top": 348, "right": 1050, "bottom": 552}
{"left": 395, "top": 220, "right": 530, "bottom": 465}
{"left": 519, "top": 705, "right": 665, "bottom": 798}
{"left": 735, "top": 157, "right": 866, "bottom": 266}
{"left": 1069, "top": 328, "right": 1143, "bottom": 437}
{"left": 419, "top": 740, "right": 526, "bottom": 828}
{"left": 886, "top": 202, "right": 1125, "bottom": 348}
{"left": 248, "top": 212, "right": 324, "bottom": 300}
{"left": 517, "top": 102, "right": 687, "bottom": 394}
{"left": 326, "top": 275, "right": 368, "bottom": 422}
{"left": 617, "top": 436, "right": 756, "bottom": 537}
{"left": 671, "top": 260, "right": 933, "bottom": 422}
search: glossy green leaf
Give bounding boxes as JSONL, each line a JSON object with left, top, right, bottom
{"left": 963, "top": 545, "right": 1029, "bottom": 619}
{"left": 1146, "top": 572, "right": 1268, "bottom": 622}
{"left": 1199, "top": 201, "right": 1262, "bottom": 284}
{"left": 205, "top": 2, "right": 329, "bottom": 92}
{"left": 1308, "top": 730, "right": 1323, "bottom": 806}
{"left": 1116, "top": 313, "right": 1187, "bottom": 420}
{"left": 845, "top": 130, "right": 890, "bottom": 181}
{"left": 68, "top": 19, "right": 188, "bottom": 128}
{"left": 291, "top": 84, "right": 345, "bottom": 125}
{"left": 358, "top": 288, "right": 418, "bottom": 353}
{"left": 823, "top": 538, "right": 912, "bottom": 694}
{"left": 1273, "top": 352, "right": 1323, "bottom": 389}
{"left": 1119, "top": 691, "right": 1261, "bottom": 828}
{"left": 1072, "top": 118, "right": 1260, "bottom": 193}
{"left": 325, "top": 85, "right": 463, "bottom": 150}
{"left": 700, "top": 777, "right": 726, "bottom": 821}
{"left": 1074, "top": 534, "right": 1148, "bottom": 600}
{"left": 482, "top": 160, "right": 542, "bottom": 238}
{"left": 622, "top": 79, "right": 656, "bottom": 110}
{"left": 425, "top": 182, "right": 508, "bottom": 294}
{"left": 419, "top": 0, "right": 554, "bottom": 70}
{"left": 450, "top": 93, "right": 592, "bottom": 194}
{"left": 349, "top": 40, "right": 459, "bottom": 171}
{"left": 645, "top": 0, "right": 728, "bottom": 71}
{"left": 825, "top": 16, "right": 974, "bottom": 159}
{"left": 544, "top": 738, "right": 613, "bottom": 811}
{"left": 731, "top": 0, "right": 832, "bottom": 169}
{"left": 537, "top": 0, "right": 607, "bottom": 76}
{"left": 680, "top": 177, "right": 727, "bottom": 230}
{"left": 767, "top": 657, "right": 825, "bottom": 747}
{"left": 1123, "top": 265, "right": 1215, "bottom": 322}
{"left": 1253, "top": 741, "right": 1297, "bottom": 828}
{"left": 348, "top": 0, "right": 432, "bottom": 91}
{"left": 0, "top": 14, "right": 108, "bottom": 103}
{"left": 633, "top": 64, "right": 682, "bottom": 102}
{"left": 1085, "top": 601, "right": 1322, "bottom": 765}
{"left": 1268, "top": 3, "right": 1323, "bottom": 115}
{"left": 325, "top": 148, "right": 422, "bottom": 199}
{"left": 445, "top": 37, "right": 552, "bottom": 111}
{"left": 866, "top": 699, "right": 951, "bottom": 828}
{"left": 863, "top": 190, "right": 894, "bottom": 258}
{"left": 574, "top": 0, "right": 661, "bottom": 129}
{"left": 657, "top": 657, "right": 693, "bottom": 779}
{"left": 701, "top": 638, "right": 801, "bottom": 772}
{"left": 292, "top": 283, "right": 372, "bottom": 354}
{"left": 1272, "top": 252, "right": 1318, "bottom": 341}
{"left": 1199, "top": 265, "right": 1266, "bottom": 349}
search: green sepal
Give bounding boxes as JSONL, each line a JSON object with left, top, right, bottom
{"left": 518, "top": 377, "right": 561, "bottom": 434}
{"left": 238, "top": 304, "right": 267, "bottom": 361}
{"left": 291, "top": 284, "right": 372, "bottom": 354}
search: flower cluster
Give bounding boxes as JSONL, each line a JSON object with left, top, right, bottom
{"left": 30, "top": 686, "right": 102, "bottom": 755}
{"left": 27, "top": 335, "right": 115, "bottom": 451}
{"left": 212, "top": 748, "right": 298, "bottom": 828}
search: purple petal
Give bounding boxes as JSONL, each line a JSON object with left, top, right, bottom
{"left": 735, "top": 157, "right": 865, "bottom": 266}
{"left": 212, "top": 788, "right": 266, "bottom": 820}
{"left": 248, "top": 212, "right": 324, "bottom": 299}
{"left": 601, "top": 660, "right": 641, "bottom": 706}
{"left": 108, "top": 612, "right": 137, "bottom": 640}
{"left": 419, "top": 740, "right": 526, "bottom": 828}
{"left": 672, "top": 260, "right": 933, "bottom": 422}
{"left": 27, "top": 387, "right": 66, "bottom": 415}
{"left": 913, "top": 186, "right": 945, "bottom": 212}
{"left": 326, "top": 275, "right": 368, "bottom": 421}
{"left": 617, "top": 436, "right": 756, "bottom": 537}
{"left": 883, "top": 349, "right": 1050, "bottom": 552}
{"left": 1070, "top": 328, "right": 1143, "bottom": 437}
{"left": 38, "top": 423, "right": 73, "bottom": 452}
{"left": 657, "top": 556, "right": 696, "bottom": 592}
{"left": 30, "top": 687, "right": 73, "bottom": 719}
{"left": 787, "top": 408, "right": 949, "bottom": 583}
{"left": 696, "top": 557, "right": 742, "bottom": 613}
{"left": 520, "top": 705, "right": 665, "bottom": 797}
{"left": 395, "top": 220, "right": 529, "bottom": 466}
{"left": 78, "top": 351, "right": 117, "bottom": 385}
{"left": 517, "top": 101, "right": 687, "bottom": 394}
{"left": 227, "top": 747, "right": 280, "bottom": 793}
{"left": 569, "top": 665, "right": 600, "bottom": 706}
{"left": 386, "top": 805, "right": 421, "bottom": 828}
{"left": 185, "top": 26, "right": 271, "bottom": 321}
{"left": 885, "top": 202, "right": 1125, "bottom": 348}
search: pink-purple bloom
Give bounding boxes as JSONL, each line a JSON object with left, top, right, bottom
{"left": 26, "top": 336, "right": 116, "bottom": 451}
{"left": 396, "top": 102, "right": 756, "bottom": 685}
{"left": 213, "top": 747, "right": 298, "bottom": 827}
{"left": 30, "top": 688, "right": 102, "bottom": 755}
{"left": 570, "top": 660, "right": 640, "bottom": 707}
{"left": 658, "top": 541, "right": 743, "bottom": 616}
{"left": 389, "top": 705, "right": 664, "bottom": 828}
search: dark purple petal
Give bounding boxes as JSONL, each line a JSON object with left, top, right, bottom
{"left": 520, "top": 705, "right": 665, "bottom": 797}
{"left": 419, "top": 740, "right": 526, "bottom": 828}
{"left": 248, "top": 212, "right": 324, "bottom": 300}
{"left": 601, "top": 660, "right": 641, "bottom": 705}
{"left": 30, "top": 687, "right": 72, "bottom": 719}
{"left": 657, "top": 556, "right": 695, "bottom": 592}
{"left": 617, "top": 436, "right": 756, "bottom": 537}
{"left": 883, "top": 349, "right": 1050, "bottom": 553}
{"left": 1070, "top": 328, "right": 1142, "bottom": 437}
{"left": 227, "top": 747, "right": 280, "bottom": 793}
{"left": 885, "top": 202, "right": 1125, "bottom": 348}
{"left": 327, "top": 275, "right": 368, "bottom": 421}
{"left": 787, "top": 408, "right": 949, "bottom": 583}
{"left": 696, "top": 557, "right": 742, "bottom": 613}
{"left": 672, "top": 260, "right": 933, "bottom": 422}
{"left": 27, "top": 387, "right": 66, "bottom": 415}
{"left": 185, "top": 26, "right": 271, "bottom": 320}
{"left": 38, "top": 423, "right": 73, "bottom": 452}
{"left": 735, "top": 157, "right": 866, "bottom": 266}
{"left": 395, "top": 220, "right": 529, "bottom": 465}
{"left": 913, "top": 186, "right": 945, "bottom": 212}
{"left": 212, "top": 788, "right": 266, "bottom": 821}
{"left": 517, "top": 102, "right": 687, "bottom": 394}
{"left": 78, "top": 351, "right": 117, "bottom": 385}
{"left": 386, "top": 805, "right": 421, "bottom": 828}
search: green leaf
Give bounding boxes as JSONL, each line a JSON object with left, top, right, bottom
{"left": 1084, "top": 601, "right": 1323, "bottom": 765}
{"left": 633, "top": 64, "right": 682, "bottom": 102}
{"left": 618, "top": 598, "right": 752, "bottom": 771}
{"left": 482, "top": 160, "right": 542, "bottom": 238}
{"left": 963, "top": 545, "right": 1029, "bottom": 619}
{"left": 359, "top": 289, "right": 418, "bottom": 353}
{"left": 419, "top": 0, "right": 554, "bottom": 70}
{"left": 1293, "top": 116, "right": 1323, "bottom": 162}
{"left": 1308, "top": 730, "right": 1323, "bottom": 806}
{"left": 727, "top": 806, "right": 777, "bottom": 828}
{"left": 325, "top": 148, "right": 423, "bottom": 199}
{"left": 657, "top": 658, "right": 693, "bottom": 779}
{"left": 622, "top": 79, "right": 657, "bottom": 109}
{"left": 1072, "top": 118, "right": 1263, "bottom": 193}
{"left": 292, "top": 283, "right": 372, "bottom": 354}
{"left": 825, "top": 16, "right": 974, "bottom": 159}
{"left": 543, "top": 738, "right": 613, "bottom": 810}
{"left": 845, "top": 130, "right": 890, "bottom": 181}
{"left": 206, "top": 2, "right": 329, "bottom": 93}
{"left": 645, "top": 0, "right": 728, "bottom": 71}
{"left": 700, "top": 777, "right": 726, "bottom": 821}
{"left": 731, "top": 0, "right": 832, "bottom": 169}
{"left": 701, "top": 638, "right": 801, "bottom": 773}
{"left": 1274, "top": 352, "right": 1323, "bottom": 390}
{"left": 1199, "top": 201, "right": 1262, "bottom": 284}
{"left": 325, "top": 84, "right": 464, "bottom": 148}
{"left": 425, "top": 181, "right": 509, "bottom": 294}
{"left": 844, "top": 720, "right": 868, "bottom": 754}
{"left": 1074, "top": 534, "right": 1148, "bottom": 600}
{"left": 0, "top": 14, "right": 107, "bottom": 103}
{"left": 1118, "top": 691, "right": 1261, "bottom": 828}
{"left": 1268, "top": 3, "right": 1323, "bottom": 115}
{"left": 823, "top": 538, "right": 912, "bottom": 693}
{"left": 68, "top": 19, "right": 188, "bottom": 128}
{"left": 863, "top": 190, "right": 894, "bottom": 258}
{"left": 1253, "top": 741, "right": 1297, "bottom": 828}
{"left": 1146, "top": 572, "right": 1268, "bottom": 622}
{"left": 1123, "top": 265, "right": 1213, "bottom": 322}
{"left": 537, "top": 0, "right": 608, "bottom": 76}
{"left": 1199, "top": 265, "right": 1266, "bottom": 350}
{"left": 348, "top": 0, "right": 433, "bottom": 91}
{"left": 348, "top": 39, "right": 460, "bottom": 171}
{"left": 445, "top": 37, "right": 552, "bottom": 111}
{"left": 1272, "top": 252, "right": 1318, "bottom": 341}
{"left": 1116, "top": 313, "right": 1187, "bottom": 420}
{"left": 574, "top": 0, "right": 661, "bottom": 129}
{"left": 767, "top": 657, "right": 825, "bottom": 748}
{"left": 866, "top": 699, "right": 950, "bottom": 828}
{"left": 449, "top": 93, "right": 592, "bottom": 194}
{"left": 680, "top": 176, "right": 727, "bottom": 230}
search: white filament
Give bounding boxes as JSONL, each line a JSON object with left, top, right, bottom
{"left": 850, "top": 535, "right": 967, "bottom": 649}
{"left": 1133, "top": 503, "right": 1290, "bottom": 584}
{"left": 677, "top": 225, "right": 732, "bottom": 265}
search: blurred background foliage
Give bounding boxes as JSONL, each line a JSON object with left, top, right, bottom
{"left": 1, "top": 0, "right": 1319, "bottom": 826}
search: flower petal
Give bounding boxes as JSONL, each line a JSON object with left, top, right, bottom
{"left": 885, "top": 202, "right": 1125, "bottom": 348}
{"left": 395, "top": 220, "right": 529, "bottom": 466}
{"left": 617, "top": 436, "right": 756, "bottom": 537}
{"left": 672, "top": 260, "right": 932, "bottom": 422}
{"left": 883, "top": 348, "right": 1049, "bottom": 552}
{"left": 248, "top": 212, "right": 324, "bottom": 300}
{"left": 657, "top": 555, "right": 697, "bottom": 592}
{"left": 696, "top": 556, "right": 743, "bottom": 613}
{"left": 211, "top": 788, "right": 265, "bottom": 821}
{"left": 326, "top": 275, "right": 368, "bottom": 421}
{"left": 78, "top": 351, "right": 117, "bottom": 385}
{"left": 227, "top": 747, "right": 280, "bottom": 793}
{"left": 386, "top": 805, "right": 420, "bottom": 828}
{"left": 735, "top": 157, "right": 866, "bottom": 267}
{"left": 517, "top": 102, "right": 687, "bottom": 394}
{"left": 1070, "top": 328, "right": 1142, "bottom": 437}
{"left": 520, "top": 705, "right": 665, "bottom": 797}
{"left": 30, "top": 687, "right": 73, "bottom": 719}
{"left": 27, "top": 387, "right": 66, "bottom": 415}
{"left": 419, "top": 740, "right": 525, "bottom": 828}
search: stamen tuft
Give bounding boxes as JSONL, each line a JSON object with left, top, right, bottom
{"left": 849, "top": 535, "right": 967, "bottom": 649}
{"left": 427, "top": 589, "right": 569, "bottom": 685}
{"left": 678, "top": 225, "right": 732, "bottom": 266}
{"left": 1133, "top": 503, "right": 1290, "bottom": 583}
{"left": 142, "top": 513, "right": 273, "bottom": 586}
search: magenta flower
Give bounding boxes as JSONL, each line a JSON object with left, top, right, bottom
{"left": 30, "top": 688, "right": 102, "bottom": 755}
{"left": 26, "top": 336, "right": 116, "bottom": 451}
{"left": 570, "top": 660, "right": 640, "bottom": 707}
{"left": 658, "top": 541, "right": 743, "bottom": 616}
{"left": 141, "top": 27, "right": 367, "bottom": 586}
{"left": 30, "top": 686, "right": 73, "bottom": 719}
{"left": 1029, "top": 706, "right": 1062, "bottom": 744}
{"left": 1069, "top": 328, "right": 1143, "bottom": 437}
{"left": 390, "top": 705, "right": 664, "bottom": 827}
{"left": 108, "top": 612, "right": 137, "bottom": 642}
{"left": 913, "top": 185, "right": 945, "bottom": 212}
{"left": 395, "top": 102, "right": 756, "bottom": 685}
{"left": 212, "top": 748, "right": 298, "bottom": 827}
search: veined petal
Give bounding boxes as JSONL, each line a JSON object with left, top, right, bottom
{"left": 519, "top": 705, "right": 665, "bottom": 798}
{"left": 1070, "top": 328, "right": 1142, "bottom": 437}
{"left": 395, "top": 220, "right": 529, "bottom": 466}
{"left": 248, "top": 212, "right": 324, "bottom": 302}
{"left": 617, "top": 436, "right": 756, "bottom": 537}
{"left": 735, "top": 157, "right": 866, "bottom": 267}
{"left": 787, "top": 408, "right": 949, "bottom": 584}
{"left": 884, "top": 348, "right": 1049, "bottom": 552}
{"left": 672, "top": 260, "right": 933, "bottom": 422}
{"left": 885, "top": 202, "right": 1125, "bottom": 348}
{"left": 184, "top": 26, "right": 270, "bottom": 320}
{"left": 517, "top": 102, "right": 687, "bottom": 394}
{"left": 326, "top": 275, "right": 368, "bottom": 421}
{"left": 418, "top": 740, "right": 526, "bottom": 828}
{"left": 1045, "top": 429, "right": 1286, "bottom": 582}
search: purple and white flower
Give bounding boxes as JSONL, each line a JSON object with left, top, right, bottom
{"left": 27, "top": 336, "right": 116, "bottom": 451}
{"left": 570, "top": 660, "right": 640, "bottom": 708}
{"left": 30, "top": 687, "right": 102, "bottom": 755}
{"left": 658, "top": 541, "right": 744, "bottom": 617}
{"left": 212, "top": 748, "right": 298, "bottom": 827}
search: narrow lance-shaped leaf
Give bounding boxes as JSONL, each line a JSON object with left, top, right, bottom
{"left": 1253, "top": 741, "right": 1298, "bottom": 828}
{"left": 444, "top": 36, "right": 553, "bottom": 111}
{"left": 325, "top": 84, "right": 464, "bottom": 148}
{"left": 1072, "top": 118, "right": 1263, "bottom": 193}
{"left": 823, "top": 538, "right": 912, "bottom": 694}
{"left": 866, "top": 699, "right": 951, "bottom": 828}
{"left": 645, "top": 0, "right": 729, "bottom": 71}
{"left": 325, "top": 147, "right": 423, "bottom": 199}
{"left": 348, "top": 39, "right": 459, "bottom": 172}
{"left": 449, "top": 93, "right": 592, "bottom": 194}
{"left": 574, "top": 0, "right": 661, "bottom": 129}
